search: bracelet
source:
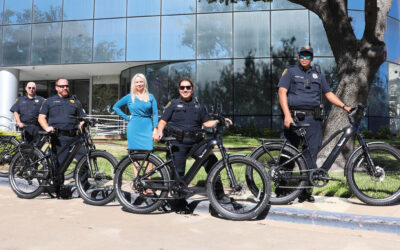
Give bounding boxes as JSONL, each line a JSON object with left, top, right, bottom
{"left": 342, "top": 104, "right": 346, "bottom": 110}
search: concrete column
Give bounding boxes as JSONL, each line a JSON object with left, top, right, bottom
{"left": 0, "top": 69, "right": 19, "bottom": 131}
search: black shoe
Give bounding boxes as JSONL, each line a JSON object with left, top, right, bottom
{"left": 217, "top": 194, "right": 231, "bottom": 204}
{"left": 298, "top": 194, "right": 315, "bottom": 203}
{"left": 57, "top": 185, "right": 73, "bottom": 199}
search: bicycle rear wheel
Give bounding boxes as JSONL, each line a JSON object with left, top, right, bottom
{"left": 75, "top": 150, "right": 118, "bottom": 206}
{"left": 9, "top": 148, "right": 47, "bottom": 199}
{"left": 0, "top": 136, "right": 19, "bottom": 177}
{"left": 249, "top": 143, "right": 308, "bottom": 205}
{"left": 346, "top": 143, "right": 400, "bottom": 205}
{"left": 206, "top": 155, "right": 271, "bottom": 221}
{"left": 114, "top": 153, "right": 170, "bottom": 214}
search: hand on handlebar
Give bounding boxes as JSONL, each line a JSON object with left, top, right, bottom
{"left": 17, "top": 122, "right": 24, "bottom": 128}
{"left": 343, "top": 106, "right": 352, "bottom": 113}
{"left": 284, "top": 115, "right": 295, "bottom": 129}
{"left": 45, "top": 126, "right": 55, "bottom": 133}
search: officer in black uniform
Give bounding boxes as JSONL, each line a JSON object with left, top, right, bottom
{"left": 278, "top": 45, "right": 352, "bottom": 202}
{"left": 10, "top": 82, "right": 45, "bottom": 144}
{"left": 155, "top": 78, "right": 232, "bottom": 209}
{"left": 38, "top": 78, "right": 86, "bottom": 197}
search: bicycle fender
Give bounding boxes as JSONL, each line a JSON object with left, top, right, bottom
{"left": 343, "top": 142, "right": 386, "bottom": 177}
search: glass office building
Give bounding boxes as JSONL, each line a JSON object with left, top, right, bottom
{"left": 0, "top": 0, "right": 399, "bottom": 133}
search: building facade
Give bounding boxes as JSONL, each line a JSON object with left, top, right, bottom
{"left": 0, "top": 0, "right": 399, "bottom": 133}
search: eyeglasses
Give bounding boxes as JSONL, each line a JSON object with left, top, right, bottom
{"left": 27, "top": 87, "right": 36, "bottom": 90}
{"left": 179, "top": 85, "right": 192, "bottom": 90}
{"left": 299, "top": 55, "right": 312, "bottom": 60}
{"left": 57, "top": 85, "right": 69, "bottom": 89}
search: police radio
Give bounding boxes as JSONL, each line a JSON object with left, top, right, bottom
{"left": 314, "top": 65, "right": 326, "bottom": 121}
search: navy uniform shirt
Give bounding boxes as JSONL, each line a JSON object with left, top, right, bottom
{"left": 161, "top": 97, "right": 210, "bottom": 132}
{"left": 39, "top": 94, "right": 86, "bottom": 131}
{"left": 10, "top": 95, "right": 45, "bottom": 123}
{"left": 278, "top": 63, "right": 331, "bottom": 108}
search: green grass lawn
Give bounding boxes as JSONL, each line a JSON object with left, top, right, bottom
{"left": 93, "top": 135, "right": 400, "bottom": 198}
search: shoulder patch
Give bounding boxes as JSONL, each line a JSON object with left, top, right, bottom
{"left": 14, "top": 98, "right": 18, "bottom": 103}
{"left": 281, "top": 68, "right": 288, "bottom": 77}
{"left": 70, "top": 100, "right": 75, "bottom": 104}
{"left": 165, "top": 101, "right": 171, "bottom": 109}
{"left": 35, "top": 99, "right": 39, "bottom": 103}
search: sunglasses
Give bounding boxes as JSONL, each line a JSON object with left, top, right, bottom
{"left": 57, "top": 85, "right": 69, "bottom": 89}
{"left": 299, "top": 55, "right": 312, "bottom": 60}
{"left": 179, "top": 85, "right": 192, "bottom": 90}
{"left": 27, "top": 87, "right": 36, "bottom": 90}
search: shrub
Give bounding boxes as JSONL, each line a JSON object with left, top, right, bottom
{"left": 397, "top": 132, "right": 400, "bottom": 139}
{"left": 262, "top": 128, "right": 280, "bottom": 138}
{"left": 361, "top": 129, "right": 375, "bottom": 139}
{"left": 0, "top": 129, "right": 20, "bottom": 140}
{"left": 375, "top": 126, "right": 392, "bottom": 140}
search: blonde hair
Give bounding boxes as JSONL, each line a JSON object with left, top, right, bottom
{"left": 130, "top": 73, "right": 149, "bottom": 102}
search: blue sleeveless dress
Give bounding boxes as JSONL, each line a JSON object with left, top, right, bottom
{"left": 113, "top": 94, "right": 158, "bottom": 150}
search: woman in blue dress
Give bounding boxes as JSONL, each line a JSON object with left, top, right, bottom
{"left": 113, "top": 73, "right": 158, "bottom": 150}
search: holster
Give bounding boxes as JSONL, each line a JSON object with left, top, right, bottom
{"left": 313, "top": 105, "right": 325, "bottom": 121}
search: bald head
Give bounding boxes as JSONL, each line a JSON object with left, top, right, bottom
{"left": 25, "top": 82, "right": 37, "bottom": 98}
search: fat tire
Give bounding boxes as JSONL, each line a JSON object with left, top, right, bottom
{"left": 114, "top": 153, "right": 170, "bottom": 214}
{"left": 8, "top": 147, "right": 46, "bottom": 199}
{"left": 75, "top": 150, "right": 118, "bottom": 206}
{"left": 346, "top": 143, "right": 400, "bottom": 206}
{"left": 206, "top": 155, "right": 271, "bottom": 221}
{"left": 249, "top": 143, "right": 308, "bottom": 205}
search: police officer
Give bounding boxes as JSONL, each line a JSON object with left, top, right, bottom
{"left": 278, "top": 45, "right": 352, "bottom": 202}
{"left": 155, "top": 78, "right": 232, "bottom": 209}
{"left": 38, "top": 78, "right": 86, "bottom": 197}
{"left": 10, "top": 82, "right": 45, "bottom": 144}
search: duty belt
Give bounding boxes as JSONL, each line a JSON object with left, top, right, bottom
{"left": 183, "top": 131, "right": 202, "bottom": 138}
{"left": 290, "top": 110, "right": 314, "bottom": 116}
{"left": 23, "top": 120, "right": 39, "bottom": 125}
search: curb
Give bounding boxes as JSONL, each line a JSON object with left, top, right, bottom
{"left": 190, "top": 200, "right": 400, "bottom": 235}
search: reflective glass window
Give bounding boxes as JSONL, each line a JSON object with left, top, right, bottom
{"left": 0, "top": 27, "right": 3, "bottom": 65}
{"left": 348, "top": 10, "right": 365, "bottom": 39}
{"left": 234, "top": 0, "right": 270, "bottom": 11}
{"left": 348, "top": 0, "right": 364, "bottom": 10}
{"left": 234, "top": 116, "right": 272, "bottom": 130}
{"left": 120, "top": 69, "right": 131, "bottom": 97}
{"left": 161, "top": 15, "right": 195, "bottom": 60}
{"left": 3, "top": 0, "right": 32, "bottom": 24}
{"left": 92, "top": 82, "right": 119, "bottom": 115}
{"left": 95, "top": 0, "right": 126, "bottom": 19}
{"left": 234, "top": 11, "right": 270, "bottom": 58}
{"left": 162, "top": 0, "right": 195, "bottom": 14}
{"left": 389, "top": 63, "right": 400, "bottom": 118}
{"left": 390, "top": 118, "right": 400, "bottom": 134}
{"left": 146, "top": 63, "right": 169, "bottom": 108}
{"left": 197, "top": 13, "right": 232, "bottom": 59}
{"left": 389, "top": 0, "right": 400, "bottom": 20}
{"left": 127, "top": 17, "right": 160, "bottom": 61}
{"left": 32, "top": 23, "right": 62, "bottom": 65}
{"left": 310, "top": 12, "right": 333, "bottom": 56}
{"left": 234, "top": 58, "right": 271, "bottom": 115}
{"left": 312, "top": 57, "right": 338, "bottom": 90}
{"left": 3, "top": 24, "right": 31, "bottom": 65}
{"left": 62, "top": 20, "right": 93, "bottom": 64}
{"left": 94, "top": 18, "right": 126, "bottom": 62}
{"left": 197, "top": 0, "right": 232, "bottom": 13}
{"left": 368, "top": 63, "right": 389, "bottom": 117}
{"left": 168, "top": 61, "right": 196, "bottom": 99}
{"left": 271, "top": 0, "right": 304, "bottom": 9}
{"left": 0, "top": 0, "right": 3, "bottom": 24}
{"left": 33, "top": 0, "right": 62, "bottom": 22}
{"left": 271, "top": 10, "right": 308, "bottom": 57}
{"left": 196, "top": 60, "right": 233, "bottom": 114}
{"left": 387, "top": 18, "right": 400, "bottom": 62}
{"left": 128, "top": 0, "right": 160, "bottom": 16}
{"left": 63, "top": 0, "right": 94, "bottom": 20}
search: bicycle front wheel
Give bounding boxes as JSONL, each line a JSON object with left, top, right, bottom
{"left": 0, "top": 136, "right": 19, "bottom": 177}
{"left": 75, "top": 150, "right": 118, "bottom": 206}
{"left": 114, "top": 153, "right": 170, "bottom": 214}
{"left": 9, "top": 148, "right": 47, "bottom": 199}
{"left": 346, "top": 143, "right": 400, "bottom": 206}
{"left": 206, "top": 155, "right": 271, "bottom": 221}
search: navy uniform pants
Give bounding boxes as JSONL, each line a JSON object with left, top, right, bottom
{"left": 168, "top": 137, "right": 217, "bottom": 178}
{"left": 283, "top": 115, "right": 322, "bottom": 196}
{"left": 22, "top": 124, "right": 40, "bottom": 145}
{"left": 50, "top": 135, "right": 86, "bottom": 185}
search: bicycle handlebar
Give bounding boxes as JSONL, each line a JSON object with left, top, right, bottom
{"left": 348, "top": 103, "right": 365, "bottom": 125}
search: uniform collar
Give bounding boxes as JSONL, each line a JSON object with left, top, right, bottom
{"left": 25, "top": 95, "right": 36, "bottom": 99}
{"left": 180, "top": 97, "right": 193, "bottom": 103}
{"left": 297, "top": 63, "right": 313, "bottom": 73}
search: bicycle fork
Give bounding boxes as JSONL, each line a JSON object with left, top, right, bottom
{"left": 217, "top": 140, "right": 241, "bottom": 191}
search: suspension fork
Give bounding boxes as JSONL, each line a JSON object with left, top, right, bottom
{"left": 217, "top": 135, "right": 239, "bottom": 190}
{"left": 356, "top": 133, "right": 379, "bottom": 176}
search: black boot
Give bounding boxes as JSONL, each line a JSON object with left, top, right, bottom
{"left": 298, "top": 189, "right": 315, "bottom": 203}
